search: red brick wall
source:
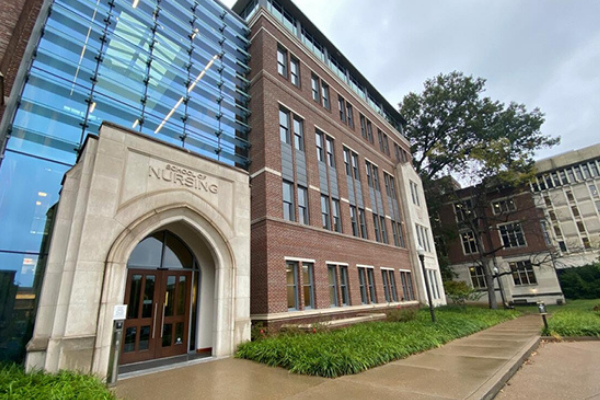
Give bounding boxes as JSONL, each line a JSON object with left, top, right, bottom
{"left": 247, "top": 12, "right": 417, "bottom": 319}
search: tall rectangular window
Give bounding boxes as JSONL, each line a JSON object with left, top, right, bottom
{"left": 381, "top": 270, "right": 390, "bottom": 302}
{"left": 378, "top": 129, "right": 385, "bottom": 153}
{"left": 392, "top": 221, "right": 405, "bottom": 248}
{"left": 384, "top": 173, "right": 396, "bottom": 199}
{"left": 358, "top": 208, "right": 368, "bottom": 239}
{"left": 293, "top": 117, "right": 304, "bottom": 151}
{"left": 321, "top": 82, "right": 330, "bottom": 109}
{"left": 409, "top": 181, "right": 420, "bottom": 206}
{"left": 469, "top": 266, "right": 486, "bottom": 288}
{"left": 279, "top": 109, "right": 290, "bottom": 144}
{"left": 367, "top": 268, "right": 376, "bottom": 302}
{"left": 315, "top": 131, "right": 325, "bottom": 162}
{"left": 328, "top": 265, "right": 338, "bottom": 307}
{"left": 428, "top": 269, "right": 441, "bottom": 300}
{"left": 286, "top": 261, "right": 298, "bottom": 310}
{"left": 373, "top": 214, "right": 381, "bottom": 242}
{"left": 351, "top": 152, "right": 359, "bottom": 179}
{"left": 461, "top": 230, "right": 478, "bottom": 254}
{"left": 321, "top": 195, "right": 331, "bottom": 230}
{"left": 332, "top": 198, "right": 342, "bottom": 232}
{"left": 350, "top": 205, "right": 358, "bottom": 237}
{"left": 372, "top": 164, "right": 380, "bottom": 191}
{"left": 311, "top": 75, "right": 320, "bottom": 102}
{"left": 302, "top": 263, "right": 314, "bottom": 309}
{"left": 298, "top": 186, "right": 309, "bottom": 225}
{"left": 360, "top": 115, "right": 367, "bottom": 139}
{"left": 366, "top": 161, "right": 373, "bottom": 187}
{"left": 400, "top": 271, "right": 415, "bottom": 301}
{"left": 282, "top": 180, "right": 295, "bottom": 221}
{"left": 381, "top": 270, "right": 398, "bottom": 302}
{"left": 290, "top": 57, "right": 300, "bottom": 87}
{"left": 346, "top": 103, "right": 354, "bottom": 128}
{"left": 338, "top": 96, "right": 346, "bottom": 123}
{"left": 358, "top": 268, "right": 368, "bottom": 304}
{"left": 343, "top": 147, "right": 352, "bottom": 176}
{"left": 326, "top": 136, "right": 335, "bottom": 167}
{"left": 510, "top": 261, "right": 537, "bottom": 286}
{"left": 382, "top": 134, "right": 389, "bottom": 155}
{"left": 380, "top": 216, "right": 388, "bottom": 244}
{"left": 277, "top": 46, "right": 288, "bottom": 77}
{"left": 366, "top": 120, "right": 374, "bottom": 143}
{"left": 339, "top": 266, "right": 349, "bottom": 306}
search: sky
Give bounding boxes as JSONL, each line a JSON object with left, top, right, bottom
{"left": 223, "top": 0, "right": 600, "bottom": 161}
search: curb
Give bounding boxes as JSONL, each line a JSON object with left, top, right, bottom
{"left": 465, "top": 335, "right": 541, "bottom": 400}
{"left": 541, "top": 336, "right": 600, "bottom": 342}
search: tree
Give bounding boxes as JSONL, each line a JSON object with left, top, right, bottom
{"left": 399, "top": 71, "right": 560, "bottom": 309}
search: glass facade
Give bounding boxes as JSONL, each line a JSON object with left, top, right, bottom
{"left": 0, "top": 0, "right": 250, "bottom": 362}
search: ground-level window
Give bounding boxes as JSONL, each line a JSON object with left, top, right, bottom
{"left": 358, "top": 266, "right": 376, "bottom": 304}
{"left": 381, "top": 269, "right": 398, "bottom": 302}
{"left": 327, "top": 265, "right": 338, "bottom": 307}
{"left": 427, "top": 269, "right": 441, "bottom": 300}
{"left": 469, "top": 266, "right": 487, "bottom": 288}
{"left": 509, "top": 261, "right": 537, "bottom": 286}
{"left": 302, "top": 263, "right": 314, "bottom": 309}
{"left": 339, "top": 266, "right": 349, "bottom": 306}
{"left": 286, "top": 261, "right": 298, "bottom": 310}
{"left": 399, "top": 271, "right": 415, "bottom": 301}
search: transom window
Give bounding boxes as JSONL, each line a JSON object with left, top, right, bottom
{"left": 128, "top": 231, "right": 195, "bottom": 270}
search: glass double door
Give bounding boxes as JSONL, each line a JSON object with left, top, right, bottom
{"left": 121, "top": 268, "right": 192, "bottom": 365}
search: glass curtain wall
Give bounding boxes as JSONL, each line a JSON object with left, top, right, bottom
{"left": 0, "top": 0, "right": 251, "bottom": 363}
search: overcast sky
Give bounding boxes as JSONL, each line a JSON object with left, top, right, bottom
{"left": 223, "top": 0, "right": 600, "bottom": 161}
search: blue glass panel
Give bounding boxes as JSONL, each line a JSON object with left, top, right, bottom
{"left": 0, "top": 152, "right": 69, "bottom": 253}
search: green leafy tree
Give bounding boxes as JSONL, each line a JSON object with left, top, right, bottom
{"left": 399, "top": 71, "right": 559, "bottom": 309}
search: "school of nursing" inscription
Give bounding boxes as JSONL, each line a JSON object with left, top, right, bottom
{"left": 149, "top": 163, "right": 218, "bottom": 194}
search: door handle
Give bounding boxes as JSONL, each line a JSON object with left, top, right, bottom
{"left": 152, "top": 303, "right": 158, "bottom": 339}
{"left": 160, "top": 303, "right": 166, "bottom": 338}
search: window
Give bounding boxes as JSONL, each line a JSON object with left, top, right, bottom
{"left": 351, "top": 152, "right": 359, "bottom": 179}
{"left": 302, "top": 263, "right": 314, "bottom": 309}
{"left": 311, "top": 75, "right": 320, "bottom": 102}
{"left": 378, "top": 129, "right": 385, "bottom": 153}
{"left": 346, "top": 103, "right": 354, "bottom": 128}
{"left": 325, "top": 136, "right": 335, "bottom": 167}
{"left": 367, "top": 268, "right": 376, "bottom": 302}
{"left": 582, "top": 237, "right": 591, "bottom": 250}
{"left": 577, "top": 221, "right": 586, "bottom": 233}
{"left": 574, "top": 166, "right": 583, "bottom": 181}
{"left": 571, "top": 206, "right": 580, "bottom": 218}
{"left": 293, "top": 117, "right": 304, "bottom": 151}
{"left": 372, "top": 164, "right": 380, "bottom": 191}
{"left": 469, "top": 266, "right": 486, "bottom": 288}
{"left": 321, "top": 82, "right": 330, "bottom": 109}
{"left": 358, "top": 268, "right": 368, "bottom": 304}
{"left": 492, "top": 198, "right": 516, "bottom": 215}
{"left": 381, "top": 270, "right": 398, "bottom": 302}
{"left": 343, "top": 147, "right": 352, "bottom": 176}
{"left": 360, "top": 115, "right": 367, "bottom": 139}
{"left": 321, "top": 195, "right": 331, "bottom": 230}
{"left": 409, "top": 181, "right": 420, "bottom": 206}
{"left": 365, "top": 161, "right": 373, "bottom": 187}
{"left": 350, "top": 206, "right": 358, "bottom": 237}
{"left": 392, "top": 221, "right": 405, "bottom": 248}
{"left": 510, "top": 261, "right": 537, "bottom": 286}
{"left": 327, "top": 265, "right": 338, "bottom": 307}
{"left": 338, "top": 96, "right": 346, "bottom": 123}
{"left": 427, "top": 269, "right": 441, "bottom": 300}
{"left": 339, "top": 266, "right": 349, "bottom": 306}
{"left": 566, "top": 190, "right": 575, "bottom": 202}
{"left": 416, "top": 224, "right": 432, "bottom": 252}
{"left": 282, "top": 181, "right": 295, "bottom": 221}
{"left": 373, "top": 214, "right": 381, "bottom": 242}
{"left": 286, "top": 261, "right": 298, "bottom": 310}
{"left": 378, "top": 130, "right": 389, "bottom": 155}
{"left": 380, "top": 216, "right": 388, "bottom": 243}
{"left": 358, "top": 208, "right": 368, "bottom": 239}
{"left": 590, "top": 184, "right": 598, "bottom": 197}
{"left": 315, "top": 131, "right": 325, "bottom": 162}
{"left": 290, "top": 57, "right": 300, "bottom": 87}
{"left": 332, "top": 198, "right": 342, "bottom": 232}
{"left": 590, "top": 162, "right": 599, "bottom": 177}
{"left": 461, "top": 230, "right": 478, "bottom": 255}
{"left": 454, "top": 199, "right": 473, "bottom": 222}
{"left": 298, "top": 186, "right": 309, "bottom": 225}
{"left": 279, "top": 109, "right": 290, "bottom": 144}
{"left": 277, "top": 46, "right": 288, "bottom": 77}
{"left": 559, "top": 240, "right": 567, "bottom": 252}
{"left": 499, "top": 222, "right": 526, "bottom": 248}
{"left": 540, "top": 220, "right": 552, "bottom": 246}
{"left": 366, "top": 119, "right": 374, "bottom": 143}
{"left": 400, "top": 271, "right": 415, "bottom": 301}
{"left": 384, "top": 173, "right": 396, "bottom": 199}
{"left": 544, "top": 195, "right": 552, "bottom": 207}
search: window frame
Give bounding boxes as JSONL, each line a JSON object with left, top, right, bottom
{"left": 282, "top": 180, "right": 295, "bottom": 222}
{"left": 297, "top": 185, "right": 309, "bottom": 225}
{"left": 327, "top": 264, "right": 339, "bottom": 307}
{"left": 498, "top": 222, "right": 527, "bottom": 249}
{"left": 509, "top": 261, "right": 537, "bottom": 286}
{"left": 302, "top": 262, "right": 314, "bottom": 309}
{"left": 286, "top": 261, "right": 299, "bottom": 311}
{"left": 277, "top": 46, "right": 288, "bottom": 78}
{"left": 290, "top": 56, "right": 300, "bottom": 87}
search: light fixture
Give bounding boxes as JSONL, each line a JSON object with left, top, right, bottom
{"left": 132, "top": 119, "right": 139, "bottom": 128}
{"left": 89, "top": 101, "right": 96, "bottom": 113}
{"left": 35, "top": 201, "right": 42, "bottom": 206}
{"left": 132, "top": 0, "right": 139, "bottom": 8}
{"left": 38, "top": 192, "right": 47, "bottom": 197}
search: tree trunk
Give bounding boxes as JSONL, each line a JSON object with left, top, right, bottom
{"left": 483, "top": 260, "right": 498, "bottom": 309}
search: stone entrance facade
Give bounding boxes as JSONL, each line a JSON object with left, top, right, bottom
{"left": 25, "top": 123, "right": 251, "bottom": 378}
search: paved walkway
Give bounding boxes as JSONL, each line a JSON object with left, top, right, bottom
{"left": 496, "top": 340, "right": 600, "bottom": 400}
{"left": 115, "top": 315, "right": 541, "bottom": 400}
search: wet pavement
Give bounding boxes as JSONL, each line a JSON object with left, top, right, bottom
{"left": 115, "top": 315, "right": 541, "bottom": 400}
{"left": 495, "top": 340, "right": 600, "bottom": 400}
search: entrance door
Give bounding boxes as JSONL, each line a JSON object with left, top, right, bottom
{"left": 121, "top": 268, "right": 192, "bottom": 365}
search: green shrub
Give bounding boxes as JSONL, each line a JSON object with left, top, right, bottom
{"left": 386, "top": 307, "right": 418, "bottom": 322}
{"left": 443, "top": 280, "right": 484, "bottom": 306}
{"left": 544, "top": 299, "right": 600, "bottom": 337}
{"left": 0, "top": 364, "right": 116, "bottom": 399}
{"left": 237, "top": 307, "right": 518, "bottom": 378}
{"left": 558, "top": 264, "right": 600, "bottom": 300}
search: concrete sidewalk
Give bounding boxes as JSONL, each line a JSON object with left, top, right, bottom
{"left": 115, "top": 315, "right": 541, "bottom": 400}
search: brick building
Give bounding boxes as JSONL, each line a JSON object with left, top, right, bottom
{"left": 0, "top": 0, "right": 446, "bottom": 376}
{"left": 234, "top": 0, "right": 445, "bottom": 327}
{"left": 436, "top": 181, "right": 564, "bottom": 306}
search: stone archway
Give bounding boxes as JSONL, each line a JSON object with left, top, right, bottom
{"left": 25, "top": 124, "right": 250, "bottom": 379}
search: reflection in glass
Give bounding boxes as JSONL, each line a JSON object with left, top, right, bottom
{"left": 127, "top": 275, "right": 142, "bottom": 319}
{"left": 177, "top": 276, "right": 186, "bottom": 316}
{"left": 162, "top": 323, "right": 172, "bottom": 347}
{"left": 139, "top": 326, "right": 150, "bottom": 351}
{"left": 124, "top": 327, "right": 137, "bottom": 353}
{"left": 175, "top": 322, "right": 184, "bottom": 345}
{"left": 141, "top": 275, "right": 155, "bottom": 318}
{"left": 164, "top": 276, "right": 176, "bottom": 317}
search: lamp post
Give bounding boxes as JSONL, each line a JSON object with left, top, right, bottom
{"left": 417, "top": 246, "right": 436, "bottom": 323}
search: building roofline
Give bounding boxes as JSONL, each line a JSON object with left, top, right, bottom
{"left": 231, "top": 0, "right": 406, "bottom": 127}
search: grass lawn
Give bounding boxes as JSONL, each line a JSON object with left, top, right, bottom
{"left": 0, "top": 364, "right": 116, "bottom": 400}
{"left": 516, "top": 299, "right": 600, "bottom": 338}
{"left": 236, "top": 307, "right": 519, "bottom": 378}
